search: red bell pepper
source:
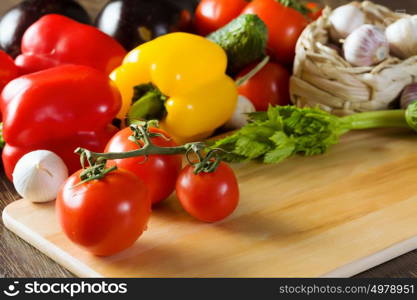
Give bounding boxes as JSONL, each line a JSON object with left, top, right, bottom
{"left": 1, "top": 64, "right": 121, "bottom": 147}
{"left": 2, "top": 125, "right": 118, "bottom": 181}
{"left": 15, "top": 14, "right": 127, "bottom": 75}
{"left": 0, "top": 50, "right": 18, "bottom": 122}
{"left": 0, "top": 50, "right": 18, "bottom": 92}
{"left": 1, "top": 64, "right": 121, "bottom": 180}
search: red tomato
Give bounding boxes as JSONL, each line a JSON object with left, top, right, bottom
{"left": 237, "top": 62, "right": 291, "bottom": 111}
{"left": 242, "top": 0, "right": 308, "bottom": 65}
{"left": 176, "top": 162, "right": 239, "bottom": 223}
{"left": 194, "top": 0, "right": 248, "bottom": 36}
{"left": 0, "top": 50, "right": 18, "bottom": 92}
{"left": 105, "top": 127, "right": 182, "bottom": 205}
{"left": 306, "top": 2, "right": 323, "bottom": 21}
{"left": 56, "top": 169, "right": 151, "bottom": 256}
{"left": 1, "top": 65, "right": 121, "bottom": 148}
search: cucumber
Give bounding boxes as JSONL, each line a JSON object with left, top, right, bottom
{"left": 207, "top": 14, "right": 268, "bottom": 74}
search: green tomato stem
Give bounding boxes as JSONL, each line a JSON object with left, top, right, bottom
{"left": 80, "top": 143, "right": 193, "bottom": 161}
{"left": 235, "top": 56, "right": 270, "bottom": 87}
{"left": 75, "top": 123, "right": 219, "bottom": 183}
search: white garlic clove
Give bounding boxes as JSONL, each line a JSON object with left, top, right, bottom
{"left": 343, "top": 24, "right": 389, "bottom": 67}
{"left": 13, "top": 150, "right": 69, "bottom": 203}
{"left": 224, "top": 95, "right": 256, "bottom": 130}
{"left": 329, "top": 3, "right": 365, "bottom": 42}
{"left": 386, "top": 16, "right": 417, "bottom": 59}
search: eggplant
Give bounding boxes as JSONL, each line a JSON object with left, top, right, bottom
{"left": 165, "top": 0, "right": 200, "bottom": 12}
{"left": 95, "top": 0, "right": 197, "bottom": 51}
{"left": 0, "top": 0, "right": 91, "bottom": 57}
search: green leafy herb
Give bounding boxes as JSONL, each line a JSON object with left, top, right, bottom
{"left": 211, "top": 104, "right": 417, "bottom": 164}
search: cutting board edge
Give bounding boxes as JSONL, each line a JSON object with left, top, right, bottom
{"left": 321, "top": 236, "right": 417, "bottom": 278}
{"left": 2, "top": 202, "right": 103, "bottom": 278}
{"left": 4, "top": 200, "right": 417, "bottom": 278}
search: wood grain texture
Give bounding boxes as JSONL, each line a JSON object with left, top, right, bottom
{"left": 1, "top": 0, "right": 417, "bottom": 278}
{"left": 5, "top": 129, "right": 417, "bottom": 277}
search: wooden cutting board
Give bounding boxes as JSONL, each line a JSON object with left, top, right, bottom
{"left": 4, "top": 128, "right": 417, "bottom": 278}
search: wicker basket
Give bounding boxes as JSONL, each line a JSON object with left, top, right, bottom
{"left": 290, "top": 1, "right": 417, "bottom": 115}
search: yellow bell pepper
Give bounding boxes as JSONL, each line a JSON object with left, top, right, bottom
{"left": 110, "top": 32, "right": 238, "bottom": 143}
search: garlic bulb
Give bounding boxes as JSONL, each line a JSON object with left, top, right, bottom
{"left": 224, "top": 95, "right": 255, "bottom": 130}
{"left": 329, "top": 3, "right": 365, "bottom": 42}
{"left": 400, "top": 83, "right": 417, "bottom": 109}
{"left": 386, "top": 16, "right": 417, "bottom": 59}
{"left": 13, "top": 150, "right": 68, "bottom": 203}
{"left": 343, "top": 24, "right": 389, "bottom": 67}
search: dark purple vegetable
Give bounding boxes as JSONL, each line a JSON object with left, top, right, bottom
{"left": 166, "top": 0, "right": 200, "bottom": 12}
{"left": 95, "top": 0, "right": 197, "bottom": 51}
{"left": 0, "top": 0, "right": 91, "bottom": 57}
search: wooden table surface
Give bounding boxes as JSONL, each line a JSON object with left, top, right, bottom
{"left": 1, "top": 0, "right": 417, "bottom": 278}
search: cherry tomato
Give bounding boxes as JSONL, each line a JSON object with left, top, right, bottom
{"left": 105, "top": 127, "right": 182, "bottom": 205}
{"left": 56, "top": 169, "right": 151, "bottom": 256}
{"left": 242, "top": 0, "right": 308, "bottom": 65}
{"left": 306, "top": 2, "right": 323, "bottom": 21}
{"left": 176, "top": 162, "right": 239, "bottom": 223}
{"left": 0, "top": 50, "right": 18, "bottom": 92}
{"left": 194, "top": 0, "right": 247, "bottom": 36}
{"left": 237, "top": 61, "right": 290, "bottom": 111}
